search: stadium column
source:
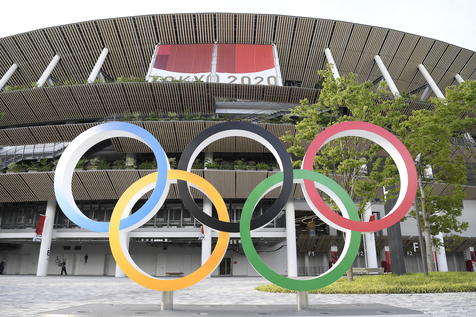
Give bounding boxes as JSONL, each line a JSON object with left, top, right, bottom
{"left": 285, "top": 200, "right": 297, "bottom": 277}
{"left": 324, "top": 48, "right": 340, "bottom": 79}
{"left": 435, "top": 232, "right": 448, "bottom": 272}
{"left": 36, "top": 200, "right": 56, "bottom": 276}
{"left": 201, "top": 152, "right": 213, "bottom": 274}
{"left": 374, "top": 55, "right": 400, "bottom": 97}
{"left": 37, "top": 55, "right": 60, "bottom": 87}
{"left": 418, "top": 64, "right": 445, "bottom": 99}
{"left": 88, "top": 48, "right": 109, "bottom": 83}
{"left": 115, "top": 233, "right": 129, "bottom": 277}
{"left": 417, "top": 65, "right": 450, "bottom": 272}
{"left": 455, "top": 74, "right": 465, "bottom": 84}
{"left": 363, "top": 203, "right": 378, "bottom": 268}
{"left": 0, "top": 63, "right": 18, "bottom": 90}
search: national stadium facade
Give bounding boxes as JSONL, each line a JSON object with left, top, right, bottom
{"left": 0, "top": 13, "right": 474, "bottom": 277}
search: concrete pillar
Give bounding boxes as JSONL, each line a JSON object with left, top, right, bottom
{"left": 88, "top": 48, "right": 109, "bottom": 83}
{"left": 125, "top": 153, "right": 136, "bottom": 168}
{"left": 37, "top": 55, "right": 60, "bottom": 87}
{"left": 324, "top": 48, "right": 340, "bottom": 79}
{"left": 454, "top": 74, "right": 465, "bottom": 84}
{"left": 374, "top": 55, "right": 400, "bottom": 97}
{"left": 296, "top": 291, "right": 309, "bottom": 311}
{"left": 0, "top": 63, "right": 18, "bottom": 91}
{"left": 435, "top": 232, "right": 448, "bottom": 272}
{"left": 161, "top": 291, "right": 173, "bottom": 311}
{"left": 304, "top": 252, "right": 310, "bottom": 276}
{"left": 418, "top": 64, "right": 445, "bottom": 99}
{"left": 115, "top": 233, "right": 129, "bottom": 277}
{"left": 201, "top": 198, "right": 212, "bottom": 268}
{"left": 285, "top": 200, "right": 297, "bottom": 278}
{"left": 363, "top": 204, "right": 378, "bottom": 269}
{"left": 36, "top": 200, "right": 56, "bottom": 277}
{"left": 420, "top": 86, "right": 432, "bottom": 101}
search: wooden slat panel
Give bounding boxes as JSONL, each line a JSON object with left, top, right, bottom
{"left": 70, "top": 172, "right": 91, "bottom": 200}
{"left": 155, "top": 15, "right": 177, "bottom": 44}
{"left": 174, "top": 121, "right": 205, "bottom": 150}
{"left": 328, "top": 21, "right": 353, "bottom": 68}
{"left": 96, "top": 18, "right": 131, "bottom": 78}
{"left": 44, "top": 86, "right": 83, "bottom": 120}
{"left": 134, "top": 15, "right": 159, "bottom": 70}
{"left": 0, "top": 91, "right": 38, "bottom": 124}
{"left": 0, "top": 173, "right": 38, "bottom": 202}
{"left": 235, "top": 14, "right": 254, "bottom": 44}
{"left": 69, "top": 84, "right": 106, "bottom": 119}
{"left": 175, "top": 14, "right": 195, "bottom": 43}
{"left": 0, "top": 130, "right": 13, "bottom": 146}
{"left": 115, "top": 17, "right": 146, "bottom": 77}
{"left": 339, "top": 24, "right": 371, "bottom": 74}
{"left": 13, "top": 32, "right": 48, "bottom": 78}
{"left": 216, "top": 13, "right": 234, "bottom": 43}
{"left": 254, "top": 15, "right": 275, "bottom": 44}
{"left": 286, "top": 17, "right": 315, "bottom": 81}
{"left": 150, "top": 82, "right": 184, "bottom": 113}
{"left": 204, "top": 170, "right": 235, "bottom": 198}
{"left": 61, "top": 23, "right": 96, "bottom": 75}
{"left": 235, "top": 170, "right": 267, "bottom": 198}
{"left": 202, "top": 121, "right": 234, "bottom": 153}
{"left": 0, "top": 182, "right": 14, "bottom": 202}
{"left": 21, "top": 173, "right": 54, "bottom": 200}
{"left": 123, "top": 82, "right": 155, "bottom": 114}
{"left": 28, "top": 125, "right": 61, "bottom": 144}
{"left": 77, "top": 21, "right": 113, "bottom": 76}
{"left": 354, "top": 27, "right": 388, "bottom": 80}
{"left": 77, "top": 170, "right": 117, "bottom": 200}
{"left": 0, "top": 96, "right": 17, "bottom": 126}
{"left": 29, "top": 29, "right": 68, "bottom": 80}
{"left": 106, "top": 170, "right": 140, "bottom": 197}
{"left": 302, "top": 19, "right": 334, "bottom": 88}
{"left": 20, "top": 89, "right": 60, "bottom": 122}
{"left": 5, "top": 126, "right": 37, "bottom": 144}
{"left": 274, "top": 15, "right": 296, "bottom": 79}
{"left": 366, "top": 30, "right": 403, "bottom": 82}
{"left": 195, "top": 13, "right": 215, "bottom": 43}
{"left": 142, "top": 121, "right": 180, "bottom": 153}
{"left": 43, "top": 27, "right": 85, "bottom": 81}
{"left": 95, "top": 82, "right": 131, "bottom": 115}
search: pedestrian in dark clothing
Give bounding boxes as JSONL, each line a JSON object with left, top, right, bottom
{"left": 60, "top": 260, "right": 67, "bottom": 275}
{"left": 0, "top": 260, "right": 5, "bottom": 274}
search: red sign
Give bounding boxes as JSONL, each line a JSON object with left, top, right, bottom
{"left": 147, "top": 44, "right": 282, "bottom": 85}
{"left": 36, "top": 215, "right": 46, "bottom": 235}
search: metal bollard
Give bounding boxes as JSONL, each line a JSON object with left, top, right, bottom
{"left": 296, "top": 291, "right": 309, "bottom": 311}
{"left": 161, "top": 291, "right": 174, "bottom": 311}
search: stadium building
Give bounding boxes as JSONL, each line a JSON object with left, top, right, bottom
{"left": 0, "top": 13, "right": 474, "bottom": 277}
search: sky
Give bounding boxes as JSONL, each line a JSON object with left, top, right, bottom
{"left": 0, "top": 0, "right": 474, "bottom": 51}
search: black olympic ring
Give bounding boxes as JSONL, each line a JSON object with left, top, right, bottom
{"left": 177, "top": 122, "right": 293, "bottom": 232}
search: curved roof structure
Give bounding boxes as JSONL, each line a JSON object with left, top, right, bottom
{"left": 0, "top": 13, "right": 474, "bottom": 130}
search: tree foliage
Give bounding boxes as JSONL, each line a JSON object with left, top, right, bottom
{"left": 282, "top": 68, "right": 476, "bottom": 263}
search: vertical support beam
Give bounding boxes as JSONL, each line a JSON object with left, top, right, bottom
{"left": 37, "top": 200, "right": 56, "bottom": 276}
{"left": 210, "top": 43, "right": 219, "bottom": 83}
{"left": 363, "top": 203, "right": 378, "bottom": 269}
{"left": 161, "top": 291, "right": 173, "bottom": 311}
{"left": 115, "top": 233, "right": 129, "bottom": 277}
{"left": 455, "top": 74, "right": 465, "bottom": 84}
{"left": 0, "top": 63, "right": 18, "bottom": 90}
{"left": 285, "top": 200, "right": 297, "bottom": 278}
{"left": 420, "top": 86, "right": 432, "bottom": 101}
{"left": 418, "top": 64, "right": 445, "bottom": 99}
{"left": 201, "top": 198, "right": 212, "bottom": 270}
{"left": 324, "top": 48, "right": 340, "bottom": 79}
{"left": 374, "top": 55, "right": 400, "bottom": 97}
{"left": 37, "top": 55, "right": 60, "bottom": 88}
{"left": 88, "top": 48, "right": 109, "bottom": 83}
{"left": 383, "top": 193, "right": 406, "bottom": 275}
{"left": 435, "top": 232, "right": 448, "bottom": 272}
{"left": 272, "top": 44, "right": 284, "bottom": 86}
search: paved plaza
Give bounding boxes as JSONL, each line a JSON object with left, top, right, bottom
{"left": 0, "top": 276, "right": 474, "bottom": 316}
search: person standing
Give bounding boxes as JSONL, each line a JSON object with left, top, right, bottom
{"left": 0, "top": 260, "right": 5, "bottom": 274}
{"left": 60, "top": 259, "right": 67, "bottom": 276}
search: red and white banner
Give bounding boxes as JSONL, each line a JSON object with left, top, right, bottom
{"left": 146, "top": 44, "right": 282, "bottom": 86}
{"left": 33, "top": 214, "right": 46, "bottom": 242}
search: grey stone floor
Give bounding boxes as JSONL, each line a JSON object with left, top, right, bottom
{"left": 0, "top": 275, "right": 474, "bottom": 316}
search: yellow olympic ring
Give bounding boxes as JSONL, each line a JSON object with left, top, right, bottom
{"left": 109, "top": 170, "right": 230, "bottom": 291}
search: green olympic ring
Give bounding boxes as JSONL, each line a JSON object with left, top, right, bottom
{"left": 240, "top": 169, "right": 361, "bottom": 292}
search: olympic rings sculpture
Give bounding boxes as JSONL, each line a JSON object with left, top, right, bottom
{"left": 54, "top": 121, "right": 417, "bottom": 292}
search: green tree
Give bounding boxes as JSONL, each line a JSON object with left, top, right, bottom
{"left": 396, "top": 80, "right": 476, "bottom": 272}
{"left": 282, "top": 68, "right": 475, "bottom": 277}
